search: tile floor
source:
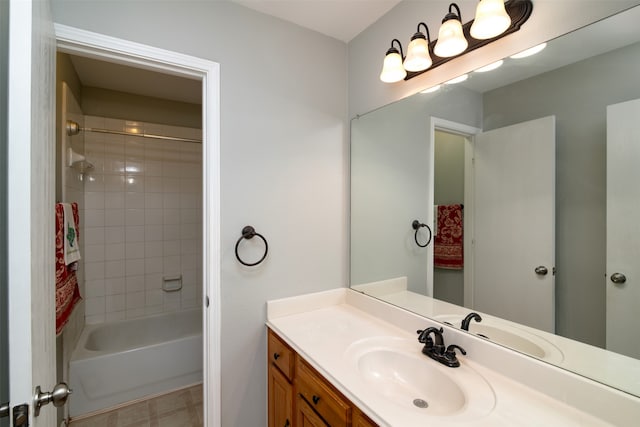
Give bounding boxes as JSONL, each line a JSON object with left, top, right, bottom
{"left": 69, "top": 384, "right": 203, "bottom": 427}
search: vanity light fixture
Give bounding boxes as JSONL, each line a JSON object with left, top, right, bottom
{"left": 510, "top": 42, "right": 547, "bottom": 59}
{"left": 379, "top": 0, "right": 533, "bottom": 83}
{"left": 470, "top": 0, "right": 512, "bottom": 40}
{"left": 434, "top": 3, "right": 468, "bottom": 58}
{"left": 379, "top": 38, "right": 407, "bottom": 83}
{"left": 404, "top": 23, "right": 433, "bottom": 72}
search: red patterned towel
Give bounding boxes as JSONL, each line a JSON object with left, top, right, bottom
{"left": 55, "top": 203, "right": 82, "bottom": 335}
{"left": 434, "top": 204, "right": 464, "bottom": 270}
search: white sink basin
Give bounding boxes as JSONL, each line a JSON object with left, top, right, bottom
{"left": 344, "top": 337, "right": 495, "bottom": 421}
{"left": 436, "top": 315, "right": 564, "bottom": 363}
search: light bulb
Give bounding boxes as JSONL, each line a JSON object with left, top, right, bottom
{"left": 380, "top": 49, "right": 406, "bottom": 83}
{"left": 470, "top": 0, "right": 511, "bottom": 40}
{"left": 404, "top": 36, "right": 432, "bottom": 72}
{"left": 434, "top": 18, "right": 468, "bottom": 58}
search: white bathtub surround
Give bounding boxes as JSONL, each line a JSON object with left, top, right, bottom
{"left": 69, "top": 308, "right": 203, "bottom": 417}
{"left": 267, "top": 289, "right": 640, "bottom": 426}
{"left": 81, "top": 116, "right": 203, "bottom": 323}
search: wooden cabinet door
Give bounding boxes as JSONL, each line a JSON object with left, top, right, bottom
{"left": 353, "top": 408, "right": 377, "bottom": 427}
{"left": 297, "top": 395, "right": 328, "bottom": 427}
{"left": 269, "top": 365, "right": 293, "bottom": 427}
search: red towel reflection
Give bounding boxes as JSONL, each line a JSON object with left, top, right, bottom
{"left": 434, "top": 204, "right": 463, "bottom": 270}
{"left": 55, "top": 202, "right": 82, "bottom": 335}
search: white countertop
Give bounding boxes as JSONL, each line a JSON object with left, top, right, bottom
{"left": 267, "top": 288, "right": 640, "bottom": 426}
{"left": 354, "top": 277, "right": 640, "bottom": 397}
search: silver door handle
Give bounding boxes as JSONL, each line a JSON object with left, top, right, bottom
{"left": 610, "top": 273, "right": 627, "bottom": 284}
{"left": 34, "top": 383, "right": 72, "bottom": 416}
{"left": 535, "top": 266, "right": 548, "bottom": 275}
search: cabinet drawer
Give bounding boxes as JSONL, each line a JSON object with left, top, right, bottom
{"left": 268, "top": 329, "right": 294, "bottom": 381}
{"left": 296, "top": 358, "right": 351, "bottom": 427}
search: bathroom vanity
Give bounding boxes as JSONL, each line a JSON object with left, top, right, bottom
{"left": 268, "top": 329, "right": 376, "bottom": 427}
{"left": 266, "top": 289, "right": 640, "bottom": 426}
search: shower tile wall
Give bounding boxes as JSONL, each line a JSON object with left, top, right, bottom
{"left": 82, "top": 116, "right": 203, "bottom": 323}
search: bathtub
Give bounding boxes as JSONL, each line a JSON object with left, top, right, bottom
{"left": 69, "top": 309, "right": 203, "bottom": 417}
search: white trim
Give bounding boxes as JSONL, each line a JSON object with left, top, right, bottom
{"left": 54, "top": 24, "right": 221, "bottom": 427}
{"left": 8, "top": 0, "right": 35, "bottom": 405}
{"left": 429, "top": 117, "right": 481, "bottom": 307}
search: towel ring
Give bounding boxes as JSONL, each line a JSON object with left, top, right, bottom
{"left": 235, "top": 225, "right": 268, "bottom": 266}
{"left": 412, "top": 220, "right": 432, "bottom": 248}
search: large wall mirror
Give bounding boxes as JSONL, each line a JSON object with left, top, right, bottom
{"left": 350, "top": 5, "right": 640, "bottom": 397}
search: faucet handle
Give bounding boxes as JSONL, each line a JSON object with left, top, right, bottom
{"left": 442, "top": 344, "right": 467, "bottom": 368}
{"left": 445, "top": 344, "right": 466, "bottom": 357}
{"left": 416, "top": 329, "right": 431, "bottom": 345}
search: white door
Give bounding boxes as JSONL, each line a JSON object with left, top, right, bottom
{"left": 473, "top": 116, "right": 556, "bottom": 333}
{"left": 7, "top": 1, "right": 58, "bottom": 425}
{"left": 606, "top": 99, "right": 640, "bottom": 358}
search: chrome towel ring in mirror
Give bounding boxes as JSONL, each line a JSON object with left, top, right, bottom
{"left": 412, "top": 220, "right": 432, "bottom": 248}
{"left": 235, "top": 225, "right": 269, "bottom": 266}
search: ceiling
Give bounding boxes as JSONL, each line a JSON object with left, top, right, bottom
{"left": 230, "top": 0, "right": 401, "bottom": 42}
{"left": 69, "top": 55, "right": 203, "bottom": 104}
{"left": 68, "top": 0, "right": 399, "bottom": 105}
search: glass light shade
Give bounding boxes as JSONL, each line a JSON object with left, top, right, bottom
{"left": 379, "top": 51, "right": 407, "bottom": 83}
{"left": 403, "top": 37, "right": 432, "bottom": 72}
{"left": 434, "top": 19, "right": 468, "bottom": 58}
{"left": 470, "top": 0, "right": 511, "bottom": 40}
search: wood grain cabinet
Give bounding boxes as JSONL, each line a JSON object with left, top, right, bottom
{"left": 268, "top": 329, "right": 294, "bottom": 427}
{"left": 352, "top": 408, "right": 377, "bottom": 427}
{"left": 268, "top": 328, "right": 379, "bottom": 427}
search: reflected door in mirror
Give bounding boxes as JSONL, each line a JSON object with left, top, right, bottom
{"left": 606, "top": 98, "right": 640, "bottom": 359}
{"left": 473, "top": 116, "right": 556, "bottom": 333}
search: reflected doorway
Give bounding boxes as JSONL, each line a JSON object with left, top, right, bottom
{"left": 433, "top": 130, "right": 467, "bottom": 306}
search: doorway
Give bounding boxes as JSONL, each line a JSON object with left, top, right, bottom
{"left": 429, "top": 117, "right": 479, "bottom": 308}
{"left": 55, "top": 24, "right": 220, "bottom": 426}
{"left": 433, "top": 129, "right": 468, "bottom": 306}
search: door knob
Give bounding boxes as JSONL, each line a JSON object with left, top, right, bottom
{"left": 534, "top": 266, "right": 548, "bottom": 275}
{"left": 34, "top": 382, "right": 72, "bottom": 416}
{"left": 610, "top": 272, "right": 627, "bottom": 284}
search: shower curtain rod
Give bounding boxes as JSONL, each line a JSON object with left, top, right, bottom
{"left": 66, "top": 120, "right": 202, "bottom": 144}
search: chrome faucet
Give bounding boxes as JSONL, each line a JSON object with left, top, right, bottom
{"left": 417, "top": 327, "right": 466, "bottom": 368}
{"left": 461, "top": 312, "right": 482, "bottom": 331}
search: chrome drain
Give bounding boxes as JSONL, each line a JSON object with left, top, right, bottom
{"left": 412, "top": 398, "right": 428, "bottom": 409}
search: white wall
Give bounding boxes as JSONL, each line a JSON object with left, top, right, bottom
{"left": 50, "top": 1, "right": 348, "bottom": 426}
{"left": 348, "top": 0, "right": 640, "bottom": 118}
{"left": 81, "top": 116, "right": 203, "bottom": 323}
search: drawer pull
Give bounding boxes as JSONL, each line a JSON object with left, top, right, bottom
{"left": 273, "top": 353, "right": 280, "bottom": 360}
{"left": 284, "top": 419, "right": 290, "bottom": 427}
{"left": 312, "top": 395, "right": 320, "bottom": 405}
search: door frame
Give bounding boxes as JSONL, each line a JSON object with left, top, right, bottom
{"left": 55, "top": 25, "right": 221, "bottom": 426}
{"left": 429, "top": 117, "right": 480, "bottom": 305}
